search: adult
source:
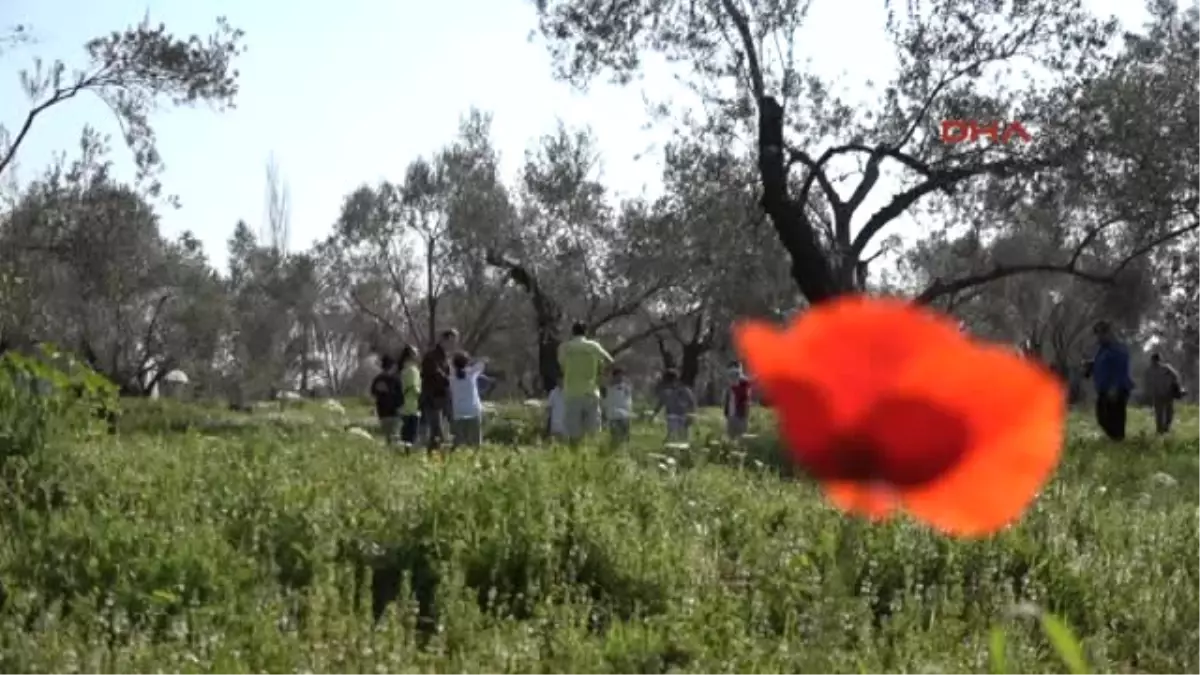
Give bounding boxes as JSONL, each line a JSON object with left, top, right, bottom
{"left": 1089, "top": 321, "right": 1134, "bottom": 441}
{"left": 420, "top": 329, "right": 458, "bottom": 449}
{"left": 557, "top": 321, "right": 613, "bottom": 443}
{"left": 1144, "top": 352, "right": 1183, "bottom": 435}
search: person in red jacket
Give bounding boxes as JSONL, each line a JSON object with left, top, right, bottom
{"left": 724, "top": 362, "right": 752, "bottom": 439}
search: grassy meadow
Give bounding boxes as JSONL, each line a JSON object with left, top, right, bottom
{"left": 0, "top": 397, "right": 1196, "bottom": 673}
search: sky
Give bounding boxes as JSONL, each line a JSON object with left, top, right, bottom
{"left": 1, "top": 0, "right": 1151, "bottom": 274}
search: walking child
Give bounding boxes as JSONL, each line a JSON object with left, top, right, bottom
{"left": 398, "top": 345, "right": 421, "bottom": 446}
{"left": 1144, "top": 352, "right": 1183, "bottom": 435}
{"left": 651, "top": 368, "right": 696, "bottom": 444}
{"left": 370, "top": 354, "right": 403, "bottom": 445}
{"left": 605, "top": 366, "right": 634, "bottom": 445}
{"left": 724, "top": 362, "right": 752, "bottom": 439}
{"left": 449, "top": 351, "right": 488, "bottom": 448}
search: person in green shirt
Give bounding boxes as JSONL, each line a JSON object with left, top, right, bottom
{"left": 557, "top": 321, "right": 613, "bottom": 443}
{"left": 398, "top": 345, "right": 422, "bottom": 447}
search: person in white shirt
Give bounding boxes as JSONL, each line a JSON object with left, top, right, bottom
{"left": 605, "top": 366, "right": 634, "bottom": 445}
{"left": 448, "top": 352, "right": 488, "bottom": 448}
{"left": 547, "top": 382, "right": 566, "bottom": 440}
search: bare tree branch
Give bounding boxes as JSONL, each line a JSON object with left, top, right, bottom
{"left": 915, "top": 222, "right": 1198, "bottom": 303}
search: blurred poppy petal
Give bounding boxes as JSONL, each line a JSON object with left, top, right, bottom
{"left": 735, "top": 297, "right": 968, "bottom": 427}
{"left": 735, "top": 299, "right": 976, "bottom": 486}
{"left": 849, "top": 395, "right": 973, "bottom": 486}
{"left": 746, "top": 377, "right": 839, "bottom": 477}
{"left": 734, "top": 295, "right": 1066, "bottom": 538}
{"left": 824, "top": 481, "right": 898, "bottom": 520}
{"left": 894, "top": 345, "right": 1067, "bottom": 536}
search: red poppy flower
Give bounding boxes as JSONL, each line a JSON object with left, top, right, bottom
{"left": 734, "top": 295, "right": 1066, "bottom": 537}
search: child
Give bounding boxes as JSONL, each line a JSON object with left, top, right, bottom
{"left": 651, "top": 368, "right": 696, "bottom": 443}
{"left": 547, "top": 380, "right": 566, "bottom": 440}
{"left": 605, "top": 366, "right": 633, "bottom": 445}
{"left": 398, "top": 345, "right": 421, "bottom": 446}
{"left": 370, "top": 354, "right": 403, "bottom": 445}
{"left": 724, "top": 362, "right": 752, "bottom": 439}
{"left": 449, "top": 351, "right": 487, "bottom": 448}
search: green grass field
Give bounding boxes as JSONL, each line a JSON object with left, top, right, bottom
{"left": 0, "top": 399, "right": 1195, "bottom": 673}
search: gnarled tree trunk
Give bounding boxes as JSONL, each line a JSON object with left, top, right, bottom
{"left": 486, "top": 251, "right": 562, "bottom": 394}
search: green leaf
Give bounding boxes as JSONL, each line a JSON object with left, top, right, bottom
{"left": 988, "top": 626, "right": 1008, "bottom": 674}
{"left": 1040, "top": 613, "right": 1090, "bottom": 675}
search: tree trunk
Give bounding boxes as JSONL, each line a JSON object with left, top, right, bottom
{"left": 485, "top": 251, "right": 562, "bottom": 395}
{"left": 675, "top": 311, "right": 714, "bottom": 388}
{"left": 531, "top": 284, "right": 563, "bottom": 393}
{"left": 537, "top": 335, "right": 560, "bottom": 394}
{"left": 299, "top": 327, "right": 311, "bottom": 393}
{"left": 425, "top": 237, "right": 437, "bottom": 348}
{"left": 756, "top": 96, "right": 844, "bottom": 304}
{"left": 655, "top": 335, "right": 676, "bottom": 371}
{"left": 701, "top": 371, "right": 720, "bottom": 406}
{"left": 680, "top": 342, "right": 704, "bottom": 388}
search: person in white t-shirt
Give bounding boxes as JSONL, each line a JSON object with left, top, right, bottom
{"left": 605, "top": 366, "right": 633, "bottom": 445}
{"left": 547, "top": 382, "right": 566, "bottom": 440}
{"left": 449, "top": 352, "right": 488, "bottom": 448}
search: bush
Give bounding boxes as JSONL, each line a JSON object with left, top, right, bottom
{"left": 0, "top": 345, "right": 117, "bottom": 468}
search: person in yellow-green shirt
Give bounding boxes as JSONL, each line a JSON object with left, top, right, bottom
{"left": 557, "top": 321, "right": 613, "bottom": 443}
{"left": 398, "top": 344, "right": 422, "bottom": 447}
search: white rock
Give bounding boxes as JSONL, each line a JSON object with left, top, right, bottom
{"left": 163, "top": 369, "right": 190, "bottom": 384}
{"left": 348, "top": 427, "right": 374, "bottom": 440}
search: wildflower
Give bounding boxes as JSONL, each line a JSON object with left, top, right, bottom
{"left": 734, "top": 295, "right": 1066, "bottom": 537}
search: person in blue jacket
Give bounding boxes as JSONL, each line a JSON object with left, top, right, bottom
{"left": 1085, "top": 320, "right": 1135, "bottom": 440}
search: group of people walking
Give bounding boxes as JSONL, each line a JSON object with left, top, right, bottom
{"left": 370, "top": 321, "right": 756, "bottom": 450}
{"left": 369, "top": 318, "right": 1183, "bottom": 451}
{"left": 542, "top": 321, "right": 754, "bottom": 446}
{"left": 1086, "top": 320, "right": 1185, "bottom": 440}
{"left": 370, "top": 328, "right": 491, "bottom": 450}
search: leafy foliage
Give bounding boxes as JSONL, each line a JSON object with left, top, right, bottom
{"left": 2, "top": 15, "right": 245, "bottom": 195}
{"left": 0, "top": 401, "right": 1194, "bottom": 672}
{"left": 0, "top": 344, "right": 117, "bottom": 468}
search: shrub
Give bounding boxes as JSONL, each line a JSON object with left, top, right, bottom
{"left": 0, "top": 345, "right": 117, "bottom": 468}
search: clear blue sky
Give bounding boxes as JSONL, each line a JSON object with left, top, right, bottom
{"left": 1, "top": 0, "right": 1147, "bottom": 273}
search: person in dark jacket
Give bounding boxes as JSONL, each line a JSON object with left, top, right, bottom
{"left": 1088, "top": 320, "right": 1134, "bottom": 441}
{"left": 370, "top": 354, "right": 404, "bottom": 445}
{"left": 420, "top": 329, "right": 458, "bottom": 449}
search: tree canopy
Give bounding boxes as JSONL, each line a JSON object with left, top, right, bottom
{"left": 0, "top": 2, "right": 1194, "bottom": 399}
